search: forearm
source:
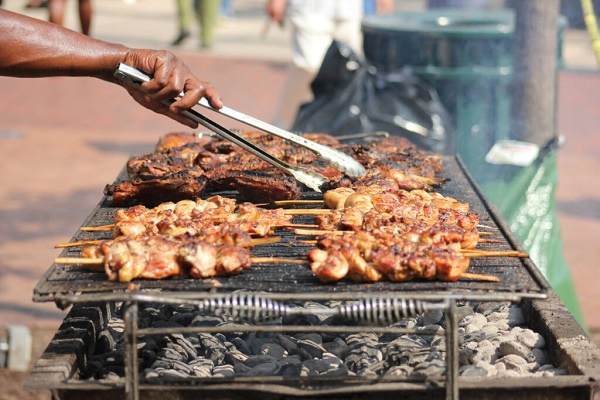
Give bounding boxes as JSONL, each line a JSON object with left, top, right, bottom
{"left": 0, "top": 9, "right": 127, "bottom": 80}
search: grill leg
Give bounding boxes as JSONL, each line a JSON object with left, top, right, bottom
{"left": 124, "top": 302, "right": 139, "bottom": 400}
{"left": 445, "top": 299, "right": 459, "bottom": 400}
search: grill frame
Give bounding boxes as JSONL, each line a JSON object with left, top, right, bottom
{"left": 33, "top": 156, "right": 549, "bottom": 305}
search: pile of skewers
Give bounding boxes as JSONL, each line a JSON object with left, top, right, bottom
{"left": 56, "top": 132, "right": 527, "bottom": 284}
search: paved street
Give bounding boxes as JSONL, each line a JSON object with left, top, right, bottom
{"left": 0, "top": 0, "right": 599, "bottom": 397}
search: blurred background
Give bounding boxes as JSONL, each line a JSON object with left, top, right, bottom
{"left": 0, "top": 0, "right": 598, "bottom": 398}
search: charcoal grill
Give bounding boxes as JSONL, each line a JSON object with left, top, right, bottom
{"left": 25, "top": 155, "right": 600, "bottom": 400}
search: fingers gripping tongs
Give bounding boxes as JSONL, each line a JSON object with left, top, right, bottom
{"left": 114, "top": 63, "right": 366, "bottom": 192}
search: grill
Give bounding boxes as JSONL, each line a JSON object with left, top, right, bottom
{"left": 25, "top": 155, "right": 600, "bottom": 400}
{"left": 33, "top": 156, "right": 548, "bottom": 303}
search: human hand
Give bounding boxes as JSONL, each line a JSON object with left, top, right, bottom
{"left": 119, "top": 49, "right": 223, "bottom": 128}
{"left": 265, "top": 0, "right": 286, "bottom": 27}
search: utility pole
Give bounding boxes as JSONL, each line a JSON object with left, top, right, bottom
{"left": 511, "top": 0, "right": 561, "bottom": 146}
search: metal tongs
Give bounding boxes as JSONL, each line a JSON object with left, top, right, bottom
{"left": 114, "top": 63, "right": 366, "bottom": 192}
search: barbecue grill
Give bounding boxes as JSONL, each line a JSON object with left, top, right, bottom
{"left": 25, "top": 155, "right": 600, "bottom": 400}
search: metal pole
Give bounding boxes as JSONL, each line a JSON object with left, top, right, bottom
{"left": 445, "top": 299, "right": 458, "bottom": 400}
{"left": 511, "top": 0, "right": 561, "bottom": 146}
{"left": 124, "top": 302, "right": 139, "bottom": 400}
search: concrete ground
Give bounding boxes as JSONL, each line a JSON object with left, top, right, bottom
{"left": 0, "top": 0, "right": 598, "bottom": 398}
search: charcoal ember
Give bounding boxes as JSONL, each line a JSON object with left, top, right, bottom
{"left": 303, "top": 356, "right": 346, "bottom": 375}
{"left": 156, "top": 368, "right": 190, "bottom": 378}
{"left": 532, "top": 348, "right": 552, "bottom": 365}
{"left": 260, "top": 343, "right": 287, "bottom": 360}
{"left": 481, "top": 324, "right": 499, "bottom": 337}
{"left": 171, "top": 360, "right": 193, "bottom": 375}
{"left": 96, "top": 330, "right": 117, "bottom": 354}
{"left": 295, "top": 333, "right": 323, "bottom": 344}
{"left": 139, "top": 348, "right": 157, "bottom": 368}
{"left": 422, "top": 309, "right": 444, "bottom": 326}
{"left": 189, "top": 358, "right": 214, "bottom": 377}
{"left": 384, "top": 336, "right": 426, "bottom": 366}
{"left": 248, "top": 336, "right": 276, "bottom": 355}
{"left": 385, "top": 365, "right": 413, "bottom": 377}
{"left": 158, "top": 347, "right": 186, "bottom": 362}
{"left": 507, "top": 306, "right": 527, "bottom": 327}
{"left": 169, "top": 334, "right": 198, "bottom": 360}
{"left": 144, "top": 368, "right": 160, "bottom": 379}
{"left": 152, "top": 359, "right": 174, "bottom": 370}
{"left": 460, "top": 363, "right": 495, "bottom": 377}
{"left": 153, "top": 320, "right": 183, "bottom": 329}
{"left": 169, "top": 312, "right": 197, "bottom": 326}
{"left": 190, "top": 314, "right": 224, "bottom": 327}
{"left": 458, "top": 348, "right": 477, "bottom": 365}
{"left": 275, "top": 334, "right": 298, "bottom": 354}
{"left": 224, "top": 347, "right": 249, "bottom": 364}
{"left": 474, "top": 302, "right": 510, "bottom": 316}
{"left": 495, "top": 354, "right": 529, "bottom": 374}
{"left": 243, "top": 355, "right": 278, "bottom": 368}
{"left": 498, "top": 341, "right": 535, "bottom": 362}
{"left": 233, "top": 362, "right": 252, "bottom": 375}
{"left": 322, "top": 337, "right": 349, "bottom": 359}
{"left": 430, "top": 336, "right": 446, "bottom": 351}
{"left": 241, "top": 361, "right": 281, "bottom": 377}
{"left": 199, "top": 333, "right": 227, "bottom": 364}
{"left": 460, "top": 313, "right": 487, "bottom": 330}
{"left": 297, "top": 339, "right": 327, "bottom": 359}
{"left": 513, "top": 327, "right": 546, "bottom": 349}
{"left": 164, "top": 341, "right": 193, "bottom": 362}
{"left": 99, "top": 366, "right": 125, "bottom": 380}
{"left": 345, "top": 333, "right": 382, "bottom": 373}
{"left": 279, "top": 359, "right": 303, "bottom": 377}
{"left": 455, "top": 305, "right": 474, "bottom": 324}
{"left": 281, "top": 313, "right": 321, "bottom": 326}
{"left": 213, "top": 364, "right": 235, "bottom": 378}
{"left": 411, "top": 358, "right": 445, "bottom": 378}
{"left": 461, "top": 331, "right": 487, "bottom": 344}
{"left": 230, "top": 337, "right": 252, "bottom": 355}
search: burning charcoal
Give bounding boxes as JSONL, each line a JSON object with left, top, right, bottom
{"left": 140, "top": 348, "right": 157, "bottom": 367}
{"left": 281, "top": 313, "right": 321, "bottom": 326}
{"left": 159, "top": 347, "right": 186, "bottom": 362}
{"left": 230, "top": 337, "right": 252, "bottom": 355}
{"left": 144, "top": 368, "right": 160, "bottom": 379}
{"left": 260, "top": 343, "right": 287, "bottom": 360}
{"left": 280, "top": 362, "right": 303, "bottom": 377}
{"left": 199, "top": 333, "right": 227, "bottom": 364}
{"left": 96, "top": 330, "right": 117, "bottom": 353}
{"left": 224, "top": 346, "right": 249, "bottom": 364}
{"left": 320, "top": 362, "right": 350, "bottom": 377}
{"left": 152, "top": 359, "right": 173, "bottom": 370}
{"left": 190, "top": 314, "right": 224, "bottom": 327}
{"left": 507, "top": 306, "right": 526, "bottom": 327}
{"left": 171, "top": 360, "right": 193, "bottom": 375}
{"left": 322, "top": 337, "right": 349, "bottom": 359}
{"left": 247, "top": 337, "right": 275, "bottom": 355}
{"left": 458, "top": 348, "right": 477, "bottom": 365}
{"left": 385, "top": 365, "right": 413, "bottom": 377}
{"left": 481, "top": 324, "right": 499, "bottom": 337}
{"left": 233, "top": 362, "right": 252, "bottom": 375}
{"left": 156, "top": 368, "right": 190, "bottom": 378}
{"left": 345, "top": 333, "right": 383, "bottom": 373}
{"left": 295, "top": 333, "right": 323, "bottom": 345}
{"left": 297, "top": 339, "right": 327, "bottom": 359}
{"left": 275, "top": 334, "right": 298, "bottom": 354}
{"left": 411, "top": 359, "right": 445, "bottom": 378}
{"left": 170, "top": 334, "right": 198, "bottom": 360}
{"left": 243, "top": 362, "right": 281, "bottom": 376}
{"left": 474, "top": 302, "right": 510, "bottom": 316}
{"left": 422, "top": 309, "right": 444, "bottom": 325}
{"left": 213, "top": 364, "right": 235, "bottom": 378}
{"left": 486, "top": 311, "right": 509, "bottom": 324}
{"left": 495, "top": 354, "right": 529, "bottom": 374}
{"left": 461, "top": 313, "right": 487, "bottom": 331}
{"left": 189, "top": 358, "right": 214, "bottom": 377}
{"left": 499, "top": 341, "right": 535, "bottom": 362}
{"left": 100, "top": 367, "right": 125, "bottom": 380}
{"left": 169, "top": 312, "right": 197, "bottom": 326}
{"left": 455, "top": 305, "right": 474, "bottom": 323}
{"left": 243, "top": 355, "right": 278, "bottom": 368}
{"left": 532, "top": 348, "right": 552, "bottom": 365}
{"left": 514, "top": 327, "right": 546, "bottom": 349}
{"left": 165, "top": 341, "right": 192, "bottom": 362}
{"left": 459, "top": 362, "right": 495, "bottom": 377}
{"left": 473, "top": 340, "right": 498, "bottom": 364}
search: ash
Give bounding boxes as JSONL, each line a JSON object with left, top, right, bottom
{"left": 85, "top": 301, "right": 566, "bottom": 381}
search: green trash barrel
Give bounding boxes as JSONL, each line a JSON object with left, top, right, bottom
{"left": 361, "top": 10, "right": 585, "bottom": 328}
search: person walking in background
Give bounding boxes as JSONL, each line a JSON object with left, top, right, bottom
{"left": 172, "top": 0, "right": 221, "bottom": 49}
{"left": 48, "top": 0, "right": 92, "bottom": 36}
{"left": 265, "top": 0, "right": 393, "bottom": 129}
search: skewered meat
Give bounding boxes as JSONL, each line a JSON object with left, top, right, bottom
{"left": 308, "top": 231, "right": 470, "bottom": 283}
{"left": 81, "top": 235, "right": 252, "bottom": 282}
{"left": 112, "top": 196, "right": 292, "bottom": 240}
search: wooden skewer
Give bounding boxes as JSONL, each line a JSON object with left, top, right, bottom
{"left": 460, "top": 250, "right": 529, "bottom": 258}
{"left": 283, "top": 209, "right": 332, "bottom": 216}
{"left": 477, "top": 224, "right": 497, "bottom": 230}
{"left": 56, "top": 256, "right": 307, "bottom": 266}
{"left": 275, "top": 223, "right": 318, "bottom": 229}
{"left": 478, "top": 238, "right": 502, "bottom": 243}
{"left": 81, "top": 224, "right": 114, "bottom": 231}
{"left": 460, "top": 272, "right": 500, "bottom": 282}
{"left": 273, "top": 199, "right": 324, "bottom": 207}
{"left": 55, "top": 236, "right": 281, "bottom": 249}
{"left": 478, "top": 232, "right": 493, "bottom": 236}
{"left": 55, "top": 239, "right": 103, "bottom": 248}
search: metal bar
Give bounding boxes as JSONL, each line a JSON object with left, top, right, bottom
{"left": 123, "top": 302, "right": 139, "bottom": 400}
{"left": 445, "top": 299, "right": 459, "bottom": 400}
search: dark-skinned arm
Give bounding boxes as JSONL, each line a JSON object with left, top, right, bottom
{"left": 0, "top": 9, "right": 222, "bottom": 128}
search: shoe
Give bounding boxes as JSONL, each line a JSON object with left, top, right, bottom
{"left": 171, "top": 31, "right": 190, "bottom": 46}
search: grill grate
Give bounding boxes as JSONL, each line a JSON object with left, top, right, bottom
{"left": 33, "top": 156, "right": 549, "bottom": 304}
